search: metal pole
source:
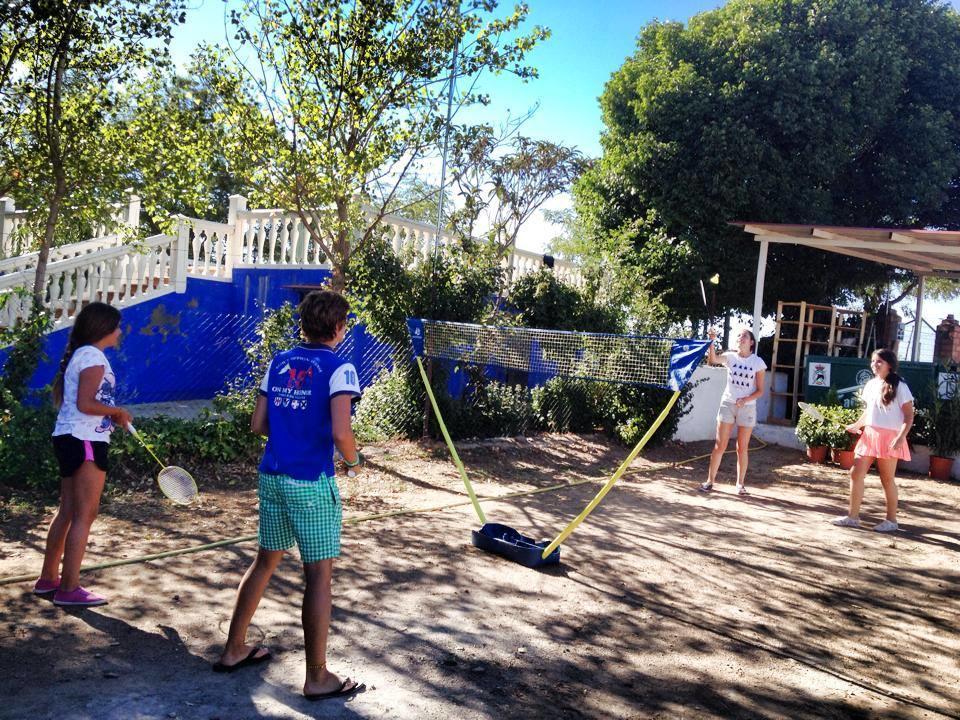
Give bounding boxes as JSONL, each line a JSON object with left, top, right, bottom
{"left": 434, "top": 2, "right": 460, "bottom": 251}
{"left": 912, "top": 274, "right": 926, "bottom": 361}
{"left": 752, "top": 239, "right": 769, "bottom": 333}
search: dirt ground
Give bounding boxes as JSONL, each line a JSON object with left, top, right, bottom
{"left": 1, "top": 435, "right": 958, "bottom": 720}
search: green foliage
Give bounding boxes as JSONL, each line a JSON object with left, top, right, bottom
{"left": 509, "top": 268, "right": 624, "bottom": 333}
{"left": 353, "top": 366, "right": 425, "bottom": 442}
{"left": 532, "top": 378, "right": 609, "bottom": 433}
{"left": 545, "top": 208, "right": 670, "bottom": 334}
{"left": 214, "top": 303, "right": 299, "bottom": 423}
{"left": 0, "top": 295, "right": 52, "bottom": 403}
{"left": 110, "top": 412, "right": 260, "bottom": 482}
{"left": 440, "top": 368, "right": 535, "bottom": 440}
{"left": 795, "top": 408, "right": 832, "bottom": 448}
{"left": 222, "top": 0, "right": 548, "bottom": 289}
{"left": 531, "top": 377, "right": 689, "bottom": 447}
{"left": 0, "top": 392, "right": 59, "bottom": 493}
{"left": 822, "top": 407, "right": 862, "bottom": 450}
{"left": 1, "top": 0, "right": 187, "bottom": 295}
{"left": 928, "top": 392, "right": 960, "bottom": 457}
{"left": 576, "top": 0, "right": 960, "bottom": 322}
{"left": 348, "top": 236, "right": 502, "bottom": 347}
{"left": 121, "top": 53, "right": 259, "bottom": 231}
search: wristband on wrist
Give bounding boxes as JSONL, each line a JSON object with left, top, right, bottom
{"left": 344, "top": 452, "right": 363, "bottom": 467}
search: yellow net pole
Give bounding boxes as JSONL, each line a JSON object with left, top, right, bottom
{"left": 415, "top": 357, "right": 487, "bottom": 524}
{"left": 541, "top": 389, "right": 681, "bottom": 558}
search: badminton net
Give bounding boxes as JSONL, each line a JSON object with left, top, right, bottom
{"left": 407, "top": 318, "right": 709, "bottom": 391}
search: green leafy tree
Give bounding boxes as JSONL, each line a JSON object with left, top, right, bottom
{"left": 121, "top": 52, "right": 260, "bottom": 230}
{"left": 448, "top": 127, "right": 585, "bottom": 267}
{"left": 1, "top": 0, "right": 186, "bottom": 299}
{"left": 223, "top": 0, "right": 548, "bottom": 291}
{"left": 576, "top": 0, "right": 960, "bottom": 322}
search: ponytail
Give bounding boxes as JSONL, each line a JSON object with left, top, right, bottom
{"left": 52, "top": 339, "right": 79, "bottom": 408}
{"left": 882, "top": 371, "right": 901, "bottom": 406}
{"left": 51, "top": 302, "right": 121, "bottom": 408}
{"left": 873, "top": 348, "right": 900, "bottom": 406}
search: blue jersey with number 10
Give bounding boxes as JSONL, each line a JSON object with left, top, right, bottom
{"left": 258, "top": 344, "right": 361, "bottom": 481}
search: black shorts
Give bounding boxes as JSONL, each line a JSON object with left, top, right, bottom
{"left": 52, "top": 434, "right": 109, "bottom": 476}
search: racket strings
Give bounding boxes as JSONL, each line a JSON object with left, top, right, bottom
{"left": 157, "top": 466, "right": 199, "bottom": 505}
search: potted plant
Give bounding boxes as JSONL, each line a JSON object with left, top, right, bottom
{"left": 928, "top": 392, "right": 960, "bottom": 481}
{"left": 823, "top": 406, "right": 860, "bottom": 470}
{"left": 795, "top": 407, "right": 830, "bottom": 462}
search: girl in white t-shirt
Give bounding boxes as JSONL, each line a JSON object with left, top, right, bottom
{"left": 35, "top": 302, "right": 133, "bottom": 607}
{"left": 833, "top": 348, "right": 913, "bottom": 533}
{"left": 699, "top": 328, "right": 767, "bottom": 495}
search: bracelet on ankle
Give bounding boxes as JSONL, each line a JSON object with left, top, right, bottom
{"left": 307, "top": 662, "right": 326, "bottom": 672}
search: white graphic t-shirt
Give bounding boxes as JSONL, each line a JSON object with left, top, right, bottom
{"left": 719, "top": 351, "right": 767, "bottom": 404}
{"left": 860, "top": 377, "right": 914, "bottom": 431}
{"left": 52, "top": 345, "right": 117, "bottom": 441}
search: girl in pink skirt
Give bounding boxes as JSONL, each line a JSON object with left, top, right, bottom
{"left": 832, "top": 349, "right": 914, "bottom": 532}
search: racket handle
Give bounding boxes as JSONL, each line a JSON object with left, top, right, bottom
{"left": 126, "top": 423, "right": 138, "bottom": 436}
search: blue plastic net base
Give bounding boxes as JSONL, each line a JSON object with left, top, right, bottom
{"left": 471, "top": 523, "right": 560, "bottom": 568}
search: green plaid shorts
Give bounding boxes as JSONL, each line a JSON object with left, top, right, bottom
{"left": 257, "top": 472, "right": 342, "bottom": 562}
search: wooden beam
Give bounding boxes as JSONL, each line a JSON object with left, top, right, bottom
{"left": 889, "top": 232, "right": 915, "bottom": 244}
{"left": 755, "top": 237, "right": 932, "bottom": 270}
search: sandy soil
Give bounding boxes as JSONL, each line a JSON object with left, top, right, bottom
{"left": 1, "top": 435, "right": 958, "bottom": 720}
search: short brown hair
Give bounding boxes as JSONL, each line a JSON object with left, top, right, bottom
{"left": 298, "top": 290, "right": 349, "bottom": 342}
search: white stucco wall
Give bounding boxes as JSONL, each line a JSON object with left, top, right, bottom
{"left": 673, "top": 366, "right": 791, "bottom": 443}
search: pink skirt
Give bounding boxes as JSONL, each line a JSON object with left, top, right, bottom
{"left": 854, "top": 426, "right": 911, "bottom": 461}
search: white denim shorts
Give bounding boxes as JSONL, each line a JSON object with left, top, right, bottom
{"left": 717, "top": 398, "right": 757, "bottom": 428}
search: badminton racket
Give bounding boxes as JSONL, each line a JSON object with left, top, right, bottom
{"left": 797, "top": 401, "right": 827, "bottom": 423}
{"left": 126, "top": 424, "right": 199, "bottom": 505}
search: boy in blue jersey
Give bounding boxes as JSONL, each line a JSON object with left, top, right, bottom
{"left": 214, "top": 290, "right": 364, "bottom": 701}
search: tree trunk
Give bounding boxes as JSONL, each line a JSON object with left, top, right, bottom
{"left": 331, "top": 196, "right": 350, "bottom": 292}
{"left": 33, "top": 16, "right": 71, "bottom": 304}
{"left": 32, "top": 191, "right": 64, "bottom": 302}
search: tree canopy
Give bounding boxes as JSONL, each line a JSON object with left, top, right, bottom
{"left": 575, "top": 0, "right": 960, "bottom": 321}
{"left": 220, "top": 0, "right": 548, "bottom": 290}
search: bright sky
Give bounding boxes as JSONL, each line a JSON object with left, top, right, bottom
{"left": 170, "top": 1, "right": 959, "bottom": 327}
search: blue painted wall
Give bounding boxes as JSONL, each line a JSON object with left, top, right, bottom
{"left": 0, "top": 267, "right": 413, "bottom": 404}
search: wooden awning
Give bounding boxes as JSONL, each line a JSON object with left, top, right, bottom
{"left": 735, "top": 222, "right": 960, "bottom": 275}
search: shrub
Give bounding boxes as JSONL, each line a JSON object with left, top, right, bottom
{"left": 821, "top": 406, "right": 861, "bottom": 450}
{"left": 442, "top": 370, "right": 535, "bottom": 440}
{"left": 795, "top": 407, "right": 830, "bottom": 448}
{"left": 509, "top": 269, "right": 623, "bottom": 333}
{"left": 929, "top": 392, "right": 960, "bottom": 457}
{"left": 0, "top": 392, "right": 60, "bottom": 493}
{"left": 531, "top": 377, "right": 690, "bottom": 447}
{"left": 353, "top": 364, "right": 425, "bottom": 442}
{"left": 214, "top": 302, "right": 298, "bottom": 422}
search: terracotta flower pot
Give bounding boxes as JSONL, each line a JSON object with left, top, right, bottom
{"left": 806, "top": 445, "right": 828, "bottom": 463}
{"left": 832, "top": 448, "right": 855, "bottom": 470}
{"left": 929, "top": 455, "right": 954, "bottom": 481}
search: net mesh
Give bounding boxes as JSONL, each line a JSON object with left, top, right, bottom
{"left": 415, "top": 319, "right": 677, "bottom": 388}
{"left": 157, "top": 466, "right": 199, "bottom": 505}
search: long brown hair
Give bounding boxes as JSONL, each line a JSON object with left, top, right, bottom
{"left": 52, "top": 302, "right": 121, "bottom": 407}
{"left": 872, "top": 348, "right": 900, "bottom": 406}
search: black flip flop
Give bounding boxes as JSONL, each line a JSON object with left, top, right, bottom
{"left": 212, "top": 647, "right": 272, "bottom": 673}
{"left": 305, "top": 678, "right": 364, "bottom": 701}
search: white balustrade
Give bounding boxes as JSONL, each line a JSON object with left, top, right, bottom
{"left": 180, "top": 217, "right": 231, "bottom": 278}
{"left": 0, "top": 234, "right": 177, "bottom": 329}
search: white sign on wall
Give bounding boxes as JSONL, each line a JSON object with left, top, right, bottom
{"left": 809, "top": 361, "right": 831, "bottom": 388}
{"left": 939, "top": 372, "right": 958, "bottom": 399}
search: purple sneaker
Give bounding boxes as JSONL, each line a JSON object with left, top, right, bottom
{"left": 53, "top": 586, "right": 108, "bottom": 607}
{"left": 33, "top": 577, "right": 60, "bottom": 595}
